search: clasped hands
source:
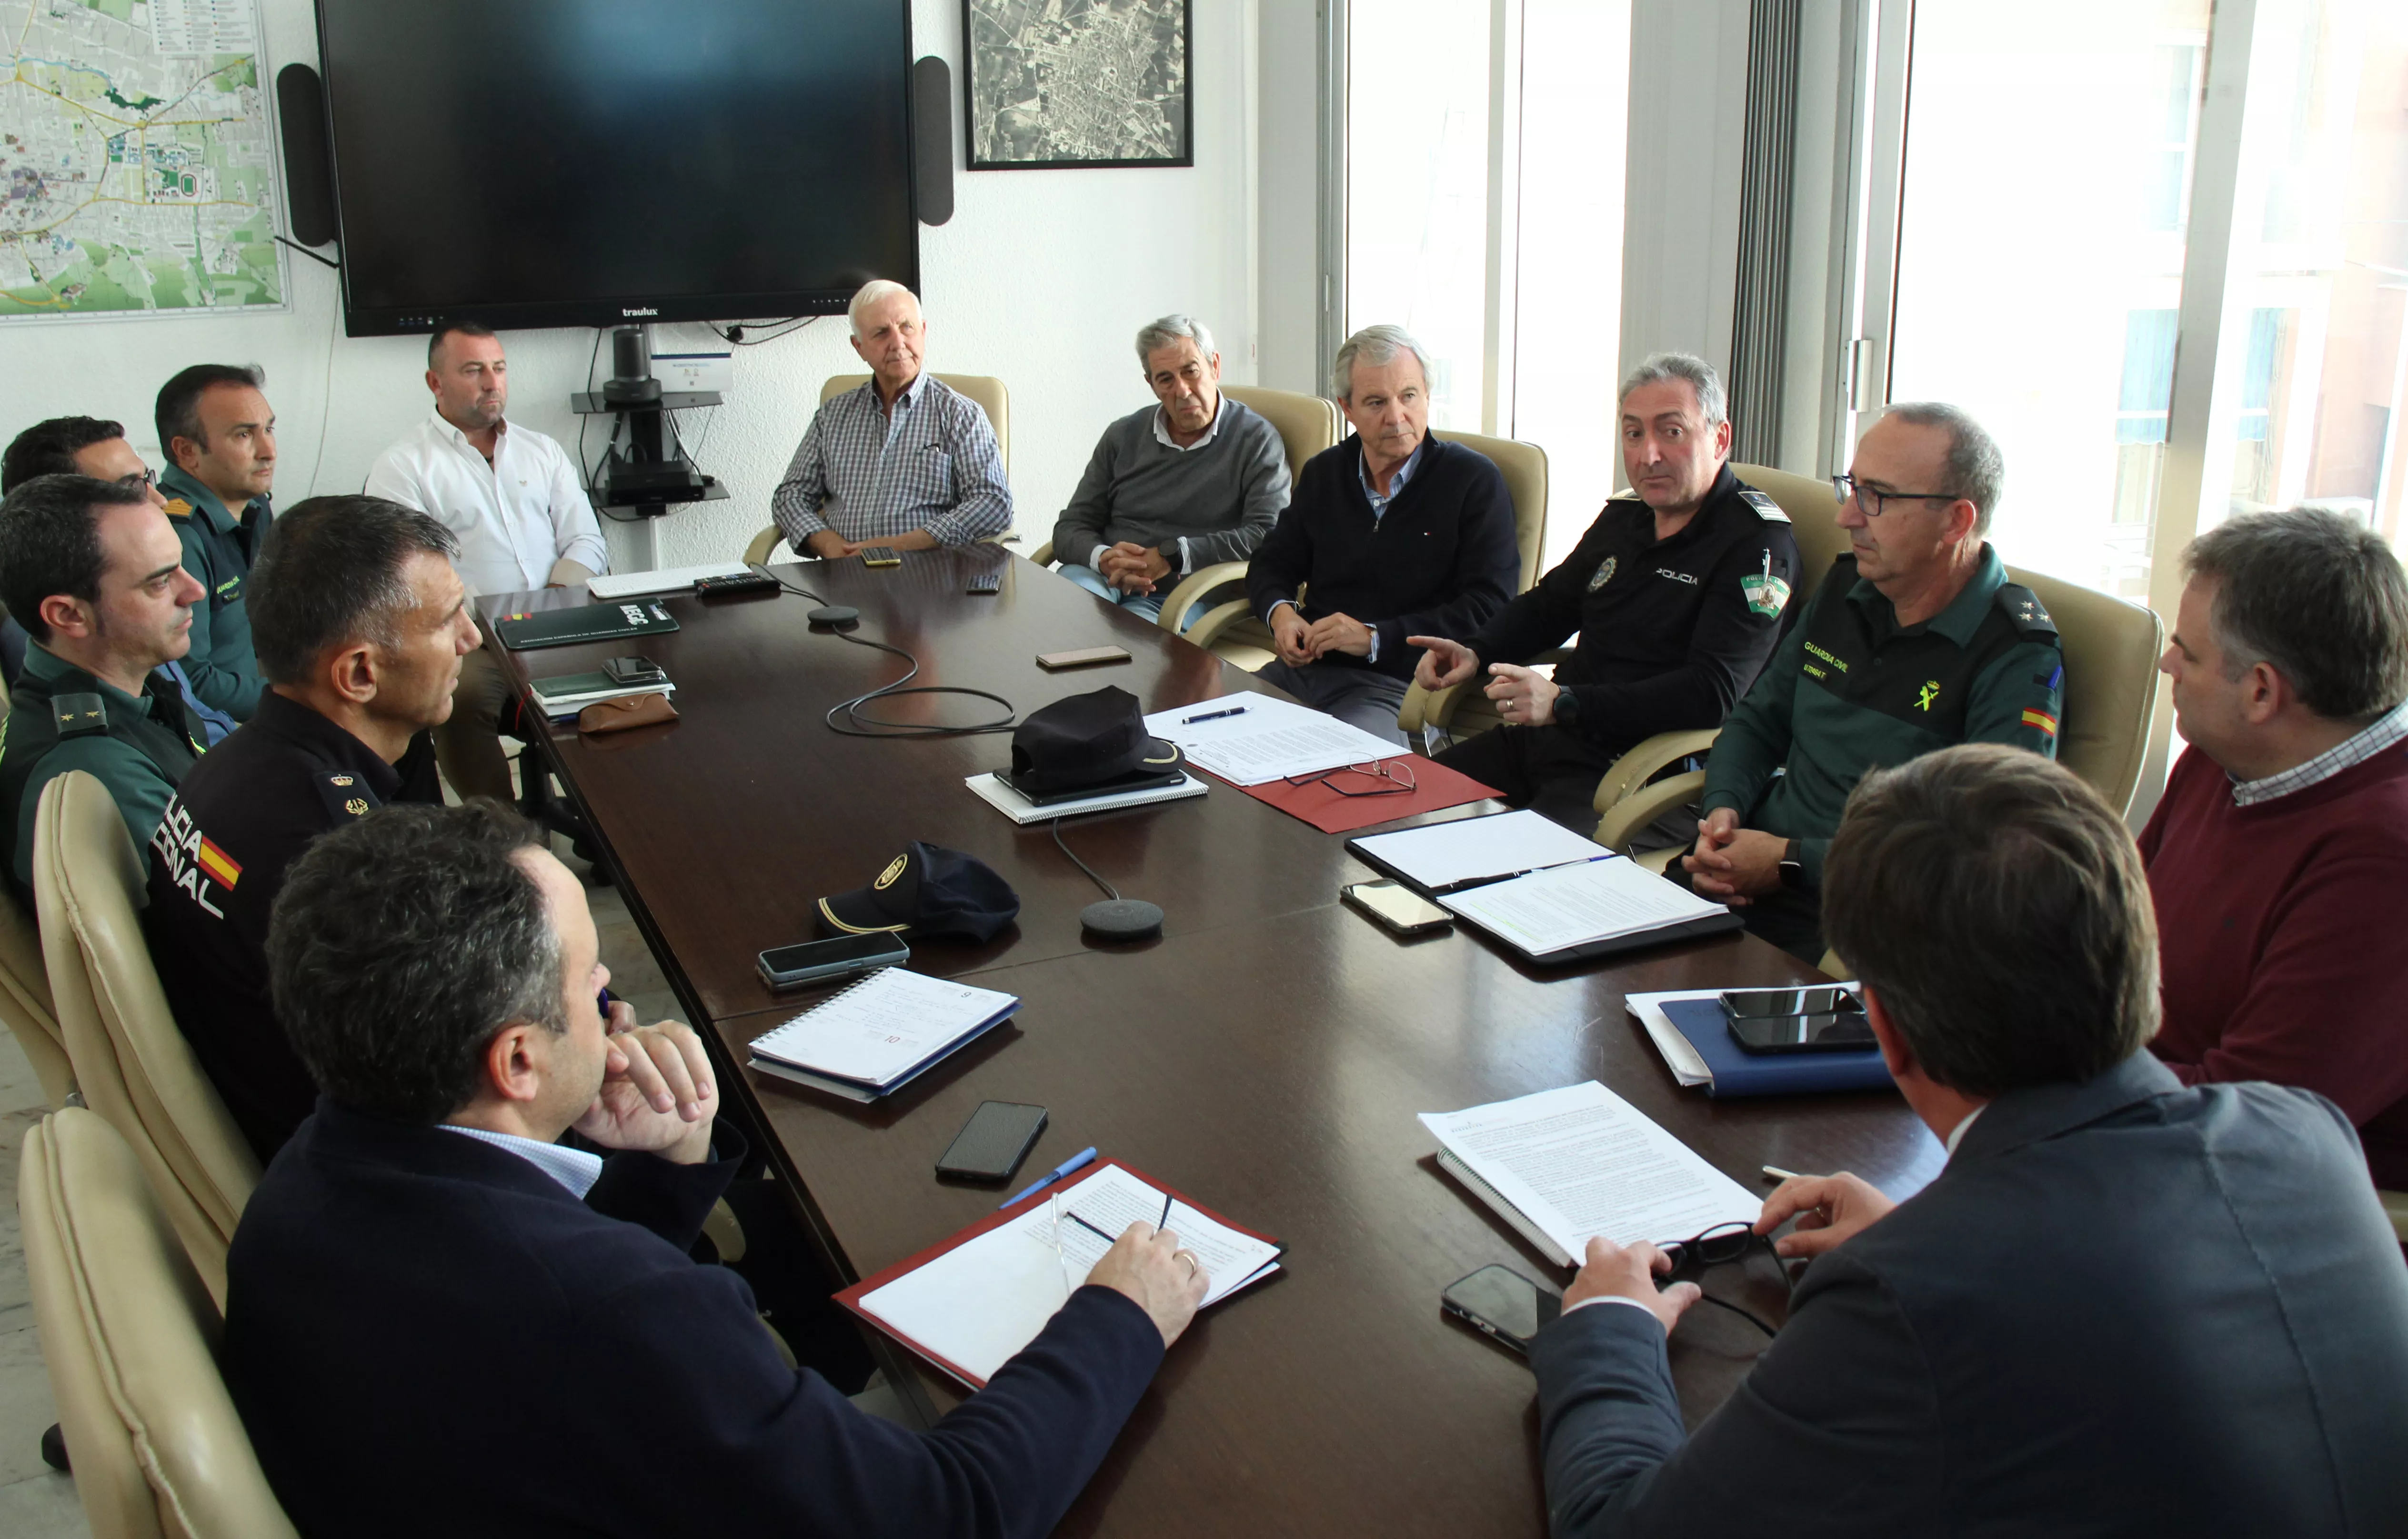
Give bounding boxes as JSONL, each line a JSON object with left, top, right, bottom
{"left": 1270, "top": 604, "right": 1374, "bottom": 667}
{"left": 1682, "top": 807, "right": 1792, "bottom": 904}
{"left": 574, "top": 1003, "right": 719, "bottom": 1164}
{"left": 1563, "top": 1171, "right": 1896, "bottom": 1335}
{"left": 1095, "top": 541, "right": 1174, "bottom": 595}
{"left": 1407, "top": 635, "right": 1559, "bottom": 726}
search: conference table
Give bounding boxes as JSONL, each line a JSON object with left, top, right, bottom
{"left": 482, "top": 546, "right": 1941, "bottom": 1537}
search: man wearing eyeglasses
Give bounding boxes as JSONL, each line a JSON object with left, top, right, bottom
{"left": 1679, "top": 403, "right": 2063, "bottom": 961}
{"left": 1, "top": 416, "right": 242, "bottom": 744}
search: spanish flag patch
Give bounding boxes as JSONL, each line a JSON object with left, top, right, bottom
{"left": 2020, "top": 707, "right": 2059, "bottom": 737}
{"left": 195, "top": 837, "right": 241, "bottom": 889}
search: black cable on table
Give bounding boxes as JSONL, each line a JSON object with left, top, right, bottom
{"left": 748, "top": 564, "right": 1018, "bottom": 738}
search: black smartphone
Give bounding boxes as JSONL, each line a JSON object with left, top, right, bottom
{"left": 1441, "top": 1264, "right": 1562, "bottom": 1355}
{"left": 1342, "top": 880, "right": 1453, "bottom": 937}
{"left": 604, "top": 654, "right": 665, "bottom": 687}
{"left": 756, "top": 934, "right": 910, "bottom": 989}
{"left": 1726, "top": 1010, "right": 1878, "bottom": 1054}
{"left": 935, "top": 1101, "right": 1050, "bottom": 1182}
{"left": 1720, "top": 985, "right": 1861, "bottom": 1020}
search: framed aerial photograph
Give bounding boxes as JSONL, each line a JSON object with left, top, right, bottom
{"left": 963, "top": 0, "right": 1194, "bottom": 170}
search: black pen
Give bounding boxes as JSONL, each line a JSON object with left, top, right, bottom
{"left": 1182, "top": 706, "right": 1247, "bottom": 724}
{"left": 1159, "top": 1190, "right": 1174, "bottom": 1232}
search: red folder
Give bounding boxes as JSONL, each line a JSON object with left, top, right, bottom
{"left": 1218, "top": 753, "right": 1501, "bottom": 834}
{"left": 833, "top": 1158, "right": 1284, "bottom": 1389}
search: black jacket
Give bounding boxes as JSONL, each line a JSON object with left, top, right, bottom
{"left": 1461, "top": 465, "right": 1799, "bottom": 757}
{"left": 1530, "top": 1053, "right": 2408, "bottom": 1537}
{"left": 1244, "top": 432, "right": 1519, "bottom": 680}
{"left": 143, "top": 692, "right": 441, "bottom": 1160}
{"left": 226, "top": 1101, "right": 1169, "bottom": 1539}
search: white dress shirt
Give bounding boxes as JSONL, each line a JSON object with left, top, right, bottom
{"left": 365, "top": 412, "right": 609, "bottom": 597}
{"left": 439, "top": 1123, "right": 603, "bottom": 1199}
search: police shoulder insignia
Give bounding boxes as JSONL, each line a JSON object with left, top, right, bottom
{"left": 162, "top": 498, "right": 193, "bottom": 519}
{"left": 52, "top": 692, "right": 108, "bottom": 738}
{"left": 1737, "top": 488, "right": 1791, "bottom": 523}
{"left": 1738, "top": 549, "right": 1790, "bottom": 619}
{"left": 1586, "top": 555, "right": 1618, "bottom": 593}
{"left": 316, "top": 771, "right": 381, "bottom": 822}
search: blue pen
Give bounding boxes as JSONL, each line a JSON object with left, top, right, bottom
{"left": 1002, "top": 1146, "right": 1098, "bottom": 1208}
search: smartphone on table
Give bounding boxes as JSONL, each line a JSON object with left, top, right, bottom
{"left": 1720, "top": 984, "right": 1874, "bottom": 1054}
{"left": 1441, "top": 1264, "right": 1562, "bottom": 1354}
{"left": 935, "top": 1101, "right": 1050, "bottom": 1182}
{"left": 1342, "top": 879, "right": 1453, "bottom": 938}
{"left": 756, "top": 934, "right": 910, "bottom": 989}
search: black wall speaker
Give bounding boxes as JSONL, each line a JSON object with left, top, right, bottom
{"left": 276, "top": 64, "right": 338, "bottom": 248}
{"left": 911, "top": 55, "right": 954, "bottom": 227}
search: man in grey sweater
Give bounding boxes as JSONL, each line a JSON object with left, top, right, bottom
{"left": 1049, "top": 315, "right": 1290, "bottom": 627}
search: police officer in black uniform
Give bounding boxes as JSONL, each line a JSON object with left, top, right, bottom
{"left": 145, "top": 496, "right": 476, "bottom": 1160}
{"left": 1413, "top": 354, "right": 1800, "bottom": 830}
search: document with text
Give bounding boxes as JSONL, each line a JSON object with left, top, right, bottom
{"left": 1419, "top": 1082, "right": 1760, "bottom": 1258}
{"left": 1349, "top": 808, "right": 1609, "bottom": 892}
{"left": 1143, "top": 694, "right": 1402, "bottom": 785}
{"left": 1436, "top": 855, "right": 1730, "bottom": 956}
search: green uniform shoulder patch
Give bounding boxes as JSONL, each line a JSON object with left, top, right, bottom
{"left": 51, "top": 692, "right": 108, "bottom": 739}
{"left": 1737, "top": 488, "right": 1791, "bottom": 523}
{"left": 162, "top": 498, "right": 193, "bottom": 519}
{"left": 1996, "top": 584, "right": 2057, "bottom": 638}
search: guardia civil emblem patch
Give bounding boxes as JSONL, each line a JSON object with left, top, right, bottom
{"left": 1588, "top": 556, "right": 1618, "bottom": 592}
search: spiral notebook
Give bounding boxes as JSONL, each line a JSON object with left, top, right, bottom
{"left": 747, "top": 968, "right": 1021, "bottom": 1103}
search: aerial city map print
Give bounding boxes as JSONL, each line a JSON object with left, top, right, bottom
{"left": 965, "top": 0, "right": 1191, "bottom": 170}
{"left": 0, "top": 0, "right": 285, "bottom": 323}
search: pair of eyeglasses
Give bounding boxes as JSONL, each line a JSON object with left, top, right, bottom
{"left": 1283, "top": 759, "right": 1416, "bottom": 797}
{"left": 1656, "top": 1220, "right": 1791, "bottom": 1338}
{"left": 117, "top": 466, "right": 157, "bottom": 490}
{"left": 1831, "top": 473, "right": 1958, "bottom": 518}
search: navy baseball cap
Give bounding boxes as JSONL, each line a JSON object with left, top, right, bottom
{"left": 818, "top": 842, "right": 1020, "bottom": 942}
{"left": 1009, "top": 685, "right": 1184, "bottom": 794}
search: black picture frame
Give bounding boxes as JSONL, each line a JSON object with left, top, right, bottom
{"left": 962, "top": 0, "right": 1194, "bottom": 170}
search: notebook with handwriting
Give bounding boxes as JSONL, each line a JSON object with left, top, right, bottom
{"left": 746, "top": 968, "right": 1019, "bottom": 1103}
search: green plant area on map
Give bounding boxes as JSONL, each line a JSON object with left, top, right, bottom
{"left": 1, "top": 0, "right": 283, "bottom": 320}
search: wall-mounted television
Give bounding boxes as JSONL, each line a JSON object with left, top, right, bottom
{"left": 313, "top": 0, "right": 918, "bottom": 337}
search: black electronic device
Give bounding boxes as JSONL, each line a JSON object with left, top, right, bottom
{"left": 1342, "top": 880, "right": 1454, "bottom": 938}
{"left": 603, "top": 655, "right": 665, "bottom": 687}
{"left": 274, "top": 65, "right": 338, "bottom": 247}
{"left": 934, "top": 1101, "right": 1049, "bottom": 1183}
{"left": 1726, "top": 1010, "right": 1879, "bottom": 1054}
{"left": 999, "top": 763, "right": 1187, "bottom": 808}
{"left": 967, "top": 572, "right": 1003, "bottom": 595}
{"left": 312, "top": 0, "right": 918, "bottom": 336}
{"left": 757, "top": 934, "right": 910, "bottom": 990}
{"left": 694, "top": 571, "right": 782, "bottom": 599}
{"left": 910, "top": 55, "right": 955, "bottom": 226}
{"left": 807, "top": 604, "right": 861, "bottom": 627}
{"left": 1440, "top": 1265, "right": 1562, "bottom": 1355}
{"left": 1720, "top": 986, "right": 1861, "bottom": 1020}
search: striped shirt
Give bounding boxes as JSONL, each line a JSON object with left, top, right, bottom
{"left": 771, "top": 374, "right": 1012, "bottom": 547}
{"left": 2229, "top": 701, "right": 2408, "bottom": 806}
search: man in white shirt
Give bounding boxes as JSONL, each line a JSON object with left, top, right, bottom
{"left": 365, "top": 321, "right": 608, "bottom": 801}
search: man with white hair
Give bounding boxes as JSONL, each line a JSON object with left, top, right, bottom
{"left": 1049, "top": 315, "right": 1290, "bottom": 625}
{"left": 771, "top": 280, "right": 1012, "bottom": 559}
{"left": 1412, "top": 352, "right": 1801, "bottom": 829}
{"left": 1243, "top": 324, "right": 1518, "bottom": 745}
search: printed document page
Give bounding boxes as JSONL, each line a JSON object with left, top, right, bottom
{"left": 748, "top": 969, "right": 1015, "bottom": 1087}
{"left": 1438, "top": 857, "right": 1728, "bottom": 954}
{"left": 856, "top": 1163, "right": 1281, "bottom": 1386}
{"left": 1419, "top": 1082, "right": 1759, "bottom": 1254}
{"left": 1143, "top": 694, "right": 1401, "bottom": 785}
{"left": 1350, "top": 809, "right": 1607, "bottom": 890}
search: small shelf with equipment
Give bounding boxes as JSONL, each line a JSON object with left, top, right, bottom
{"left": 572, "top": 325, "right": 729, "bottom": 516}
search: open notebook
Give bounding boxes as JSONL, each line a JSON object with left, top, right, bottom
{"left": 839, "top": 1160, "right": 1283, "bottom": 1389}
{"left": 746, "top": 969, "right": 1019, "bottom": 1103}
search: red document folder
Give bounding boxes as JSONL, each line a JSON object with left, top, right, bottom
{"left": 1218, "top": 753, "right": 1501, "bottom": 834}
{"left": 835, "top": 1158, "right": 1284, "bottom": 1390}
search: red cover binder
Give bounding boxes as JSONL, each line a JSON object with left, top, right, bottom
{"left": 1216, "top": 753, "right": 1500, "bottom": 834}
{"left": 834, "top": 1158, "right": 1284, "bottom": 1389}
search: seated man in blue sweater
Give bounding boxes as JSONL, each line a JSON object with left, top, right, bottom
{"left": 1244, "top": 324, "right": 1519, "bottom": 746}
{"left": 1049, "top": 314, "right": 1290, "bottom": 626}
{"left": 226, "top": 801, "right": 1209, "bottom": 1539}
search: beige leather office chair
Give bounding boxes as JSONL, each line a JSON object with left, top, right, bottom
{"left": 744, "top": 373, "right": 1013, "bottom": 564}
{"left": 36, "top": 771, "right": 260, "bottom": 1306}
{"left": 22, "top": 1107, "right": 300, "bottom": 1539}
{"left": 2383, "top": 1189, "right": 2408, "bottom": 1247}
{"left": 0, "top": 879, "right": 72, "bottom": 1107}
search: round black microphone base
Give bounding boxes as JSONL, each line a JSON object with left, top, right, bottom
{"left": 1080, "top": 898, "right": 1163, "bottom": 939}
{"left": 807, "top": 605, "right": 860, "bottom": 627}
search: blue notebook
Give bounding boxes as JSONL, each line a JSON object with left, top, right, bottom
{"left": 1660, "top": 998, "right": 1896, "bottom": 1099}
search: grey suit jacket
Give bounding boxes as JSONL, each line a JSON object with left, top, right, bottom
{"left": 1530, "top": 1052, "right": 2408, "bottom": 1537}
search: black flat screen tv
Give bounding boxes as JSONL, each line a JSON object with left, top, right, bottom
{"left": 313, "top": 0, "right": 917, "bottom": 337}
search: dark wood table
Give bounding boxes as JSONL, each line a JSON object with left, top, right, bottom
{"left": 484, "top": 547, "right": 1940, "bottom": 1537}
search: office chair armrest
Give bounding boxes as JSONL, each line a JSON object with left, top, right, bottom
{"left": 1591, "top": 728, "right": 1721, "bottom": 815}
{"left": 1026, "top": 540, "right": 1055, "bottom": 567}
{"left": 1182, "top": 598, "right": 1258, "bottom": 651}
{"left": 743, "top": 526, "right": 784, "bottom": 566}
{"left": 2383, "top": 1189, "right": 2408, "bottom": 1247}
{"left": 1160, "top": 561, "right": 1252, "bottom": 635}
{"left": 1402, "top": 648, "right": 1574, "bottom": 734}
{"left": 1594, "top": 769, "right": 1706, "bottom": 854}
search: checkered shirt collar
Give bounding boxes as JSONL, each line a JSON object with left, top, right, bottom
{"left": 2229, "top": 701, "right": 2408, "bottom": 807}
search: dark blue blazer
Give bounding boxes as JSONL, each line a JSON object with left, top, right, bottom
{"left": 225, "top": 1101, "right": 1165, "bottom": 1539}
{"left": 1531, "top": 1053, "right": 2408, "bottom": 1537}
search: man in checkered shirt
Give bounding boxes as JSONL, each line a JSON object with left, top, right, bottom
{"left": 771, "top": 280, "right": 1012, "bottom": 558}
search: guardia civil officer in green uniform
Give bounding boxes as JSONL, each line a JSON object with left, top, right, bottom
{"left": 1684, "top": 402, "right": 2065, "bottom": 960}
{"left": 0, "top": 474, "right": 208, "bottom": 897}
{"left": 156, "top": 362, "right": 277, "bottom": 721}
{"left": 1414, "top": 352, "right": 1801, "bottom": 830}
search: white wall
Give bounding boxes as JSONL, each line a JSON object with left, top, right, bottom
{"left": 0, "top": 0, "right": 1264, "bottom": 572}
{"left": 1254, "top": 0, "right": 1321, "bottom": 396}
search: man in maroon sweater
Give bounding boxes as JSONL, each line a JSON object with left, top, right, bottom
{"left": 2142, "top": 507, "right": 2408, "bottom": 1189}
